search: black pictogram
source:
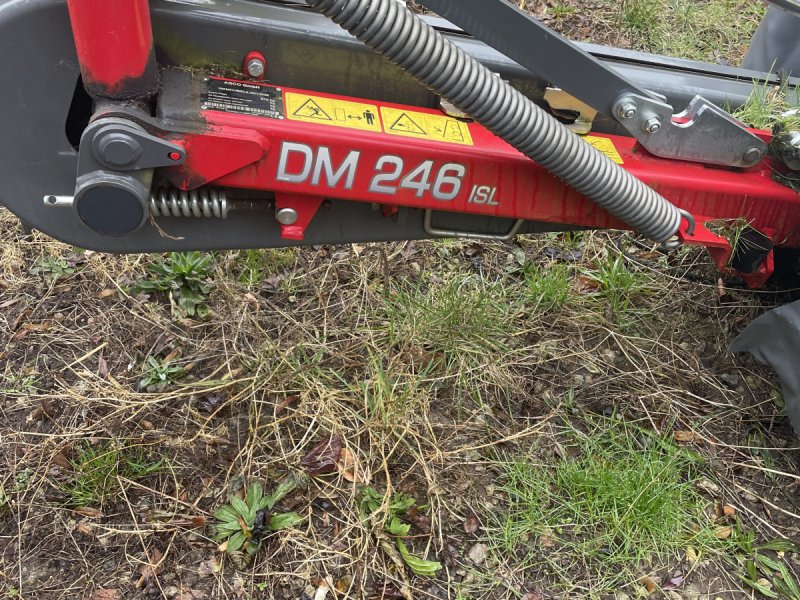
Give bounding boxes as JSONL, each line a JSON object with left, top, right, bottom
{"left": 389, "top": 113, "right": 426, "bottom": 135}
{"left": 293, "top": 99, "right": 333, "bottom": 120}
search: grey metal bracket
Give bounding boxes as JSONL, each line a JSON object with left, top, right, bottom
{"left": 84, "top": 117, "right": 186, "bottom": 171}
{"left": 420, "top": 0, "right": 767, "bottom": 168}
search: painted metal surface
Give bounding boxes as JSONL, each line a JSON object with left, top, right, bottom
{"left": 65, "top": 0, "right": 157, "bottom": 98}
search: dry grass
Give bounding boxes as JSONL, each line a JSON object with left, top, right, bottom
{"left": 2, "top": 205, "right": 799, "bottom": 599}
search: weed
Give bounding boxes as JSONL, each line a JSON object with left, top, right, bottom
{"left": 139, "top": 355, "right": 185, "bottom": 392}
{"left": 524, "top": 262, "right": 572, "bottom": 311}
{"left": 237, "top": 248, "right": 296, "bottom": 287}
{"left": 135, "top": 252, "right": 214, "bottom": 317}
{"left": 729, "top": 524, "right": 800, "bottom": 598}
{"left": 213, "top": 478, "right": 305, "bottom": 569}
{"left": 0, "top": 373, "right": 38, "bottom": 395}
{"left": 360, "top": 486, "right": 442, "bottom": 577}
{"left": 495, "top": 417, "right": 718, "bottom": 592}
{"left": 62, "top": 442, "right": 163, "bottom": 507}
{"left": 28, "top": 255, "right": 75, "bottom": 283}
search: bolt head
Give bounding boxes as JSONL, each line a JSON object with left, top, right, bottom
{"left": 744, "top": 147, "right": 763, "bottom": 164}
{"left": 276, "top": 207, "right": 298, "bottom": 226}
{"left": 246, "top": 58, "right": 265, "bottom": 78}
{"left": 643, "top": 117, "right": 662, "bottom": 134}
{"left": 94, "top": 132, "right": 143, "bottom": 167}
{"left": 616, "top": 101, "right": 638, "bottom": 120}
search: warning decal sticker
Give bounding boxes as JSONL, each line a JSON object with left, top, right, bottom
{"left": 584, "top": 136, "right": 624, "bottom": 164}
{"left": 285, "top": 92, "right": 381, "bottom": 133}
{"left": 380, "top": 107, "right": 473, "bottom": 146}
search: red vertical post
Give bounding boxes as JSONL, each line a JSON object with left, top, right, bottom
{"left": 66, "top": 0, "right": 158, "bottom": 99}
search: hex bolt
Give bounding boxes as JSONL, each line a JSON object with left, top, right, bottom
{"left": 743, "top": 147, "right": 764, "bottom": 165}
{"left": 246, "top": 57, "right": 266, "bottom": 78}
{"left": 642, "top": 117, "right": 662, "bottom": 134}
{"left": 615, "top": 99, "right": 638, "bottom": 120}
{"left": 276, "top": 207, "right": 298, "bottom": 225}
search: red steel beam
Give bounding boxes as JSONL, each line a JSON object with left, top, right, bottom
{"left": 66, "top": 0, "right": 158, "bottom": 99}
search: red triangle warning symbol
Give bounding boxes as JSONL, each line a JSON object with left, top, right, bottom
{"left": 389, "top": 113, "right": 426, "bottom": 135}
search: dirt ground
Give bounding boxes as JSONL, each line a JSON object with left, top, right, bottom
{"left": 2, "top": 1, "right": 800, "bottom": 600}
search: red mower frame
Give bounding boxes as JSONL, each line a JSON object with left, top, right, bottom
{"left": 66, "top": 0, "right": 800, "bottom": 287}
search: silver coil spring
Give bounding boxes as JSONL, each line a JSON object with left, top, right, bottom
{"left": 149, "top": 188, "right": 228, "bottom": 219}
{"left": 306, "top": 0, "right": 683, "bottom": 243}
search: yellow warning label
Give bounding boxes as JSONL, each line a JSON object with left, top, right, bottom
{"left": 380, "top": 107, "right": 473, "bottom": 146}
{"left": 584, "top": 136, "right": 624, "bottom": 164}
{"left": 285, "top": 92, "right": 381, "bottom": 132}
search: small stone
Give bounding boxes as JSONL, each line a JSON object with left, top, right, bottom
{"left": 467, "top": 543, "right": 489, "bottom": 565}
{"left": 718, "top": 373, "right": 739, "bottom": 387}
{"left": 164, "top": 586, "right": 179, "bottom": 598}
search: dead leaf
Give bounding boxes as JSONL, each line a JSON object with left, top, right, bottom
{"left": 75, "top": 521, "right": 95, "bottom": 537}
{"left": 716, "top": 278, "right": 726, "bottom": 299}
{"left": 11, "top": 308, "right": 31, "bottom": 331}
{"left": 673, "top": 430, "right": 703, "bottom": 444}
{"left": 73, "top": 506, "right": 103, "bottom": 518}
{"left": 197, "top": 557, "right": 219, "bottom": 577}
{"left": 275, "top": 395, "right": 300, "bottom": 414}
{"left": 576, "top": 275, "right": 601, "bottom": 294}
{"left": 12, "top": 321, "right": 52, "bottom": 341}
{"left": 640, "top": 575, "right": 658, "bottom": 594}
{"left": 463, "top": 514, "right": 481, "bottom": 534}
{"left": 51, "top": 451, "right": 70, "bottom": 469}
{"left": 406, "top": 507, "right": 431, "bottom": 533}
{"left": 334, "top": 575, "right": 351, "bottom": 593}
{"left": 91, "top": 589, "right": 119, "bottom": 600}
{"left": 723, "top": 504, "right": 737, "bottom": 517}
{"left": 243, "top": 292, "right": 259, "bottom": 306}
{"left": 686, "top": 546, "right": 698, "bottom": 564}
{"left": 714, "top": 526, "right": 732, "bottom": 539}
{"left": 29, "top": 400, "right": 55, "bottom": 422}
{"left": 97, "top": 354, "right": 109, "bottom": 378}
{"left": 135, "top": 547, "right": 163, "bottom": 588}
{"left": 521, "top": 593, "right": 544, "bottom": 600}
{"left": 664, "top": 575, "right": 685, "bottom": 590}
{"left": 301, "top": 436, "right": 343, "bottom": 476}
{"left": 538, "top": 533, "right": 556, "bottom": 548}
{"left": 337, "top": 446, "right": 365, "bottom": 483}
{"left": 97, "top": 288, "right": 116, "bottom": 299}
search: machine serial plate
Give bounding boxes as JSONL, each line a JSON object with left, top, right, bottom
{"left": 202, "top": 78, "right": 284, "bottom": 119}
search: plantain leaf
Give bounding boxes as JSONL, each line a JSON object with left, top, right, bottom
{"left": 247, "top": 481, "right": 263, "bottom": 511}
{"left": 230, "top": 496, "right": 250, "bottom": 521}
{"left": 269, "top": 512, "right": 305, "bottom": 531}
{"left": 213, "top": 505, "right": 238, "bottom": 523}
{"left": 227, "top": 531, "right": 246, "bottom": 553}
{"left": 386, "top": 517, "right": 411, "bottom": 537}
{"left": 395, "top": 539, "right": 442, "bottom": 577}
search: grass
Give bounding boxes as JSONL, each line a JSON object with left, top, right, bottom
{"left": 495, "top": 416, "right": 721, "bottom": 593}
{"left": 376, "top": 274, "right": 520, "bottom": 403}
{"left": 62, "top": 442, "right": 164, "bottom": 507}
{"left": 523, "top": 262, "right": 572, "bottom": 312}
{"left": 734, "top": 78, "right": 800, "bottom": 132}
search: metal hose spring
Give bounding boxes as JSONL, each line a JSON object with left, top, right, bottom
{"left": 306, "top": 0, "right": 683, "bottom": 243}
{"left": 149, "top": 188, "right": 229, "bottom": 219}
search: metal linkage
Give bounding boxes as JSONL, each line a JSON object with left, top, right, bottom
{"left": 306, "top": 0, "right": 684, "bottom": 243}
{"left": 420, "top": 0, "right": 767, "bottom": 168}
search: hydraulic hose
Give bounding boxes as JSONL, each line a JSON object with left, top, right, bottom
{"left": 305, "top": 0, "right": 684, "bottom": 243}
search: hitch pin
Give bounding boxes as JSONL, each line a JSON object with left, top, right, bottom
{"left": 43, "top": 195, "right": 74, "bottom": 207}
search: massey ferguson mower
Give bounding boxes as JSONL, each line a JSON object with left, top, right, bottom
{"left": 2, "top": 0, "right": 800, "bottom": 429}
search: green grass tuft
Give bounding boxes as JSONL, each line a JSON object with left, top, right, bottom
{"left": 495, "top": 417, "right": 719, "bottom": 592}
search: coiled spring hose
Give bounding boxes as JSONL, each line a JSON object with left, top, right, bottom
{"left": 306, "top": 0, "right": 685, "bottom": 243}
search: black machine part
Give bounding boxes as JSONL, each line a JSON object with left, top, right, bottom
{"left": 730, "top": 302, "right": 800, "bottom": 436}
